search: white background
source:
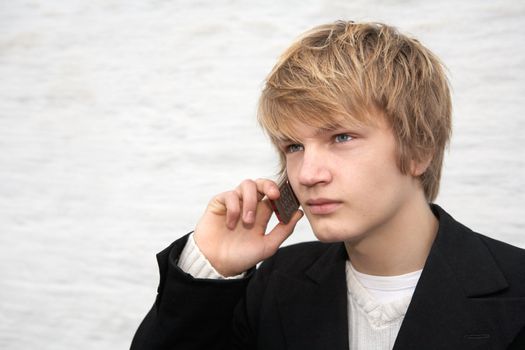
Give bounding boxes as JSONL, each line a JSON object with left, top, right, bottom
{"left": 1, "top": 0, "right": 524, "bottom": 349}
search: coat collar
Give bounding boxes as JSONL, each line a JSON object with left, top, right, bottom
{"left": 273, "top": 204, "right": 523, "bottom": 350}
{"left": 427, "top": 204, "right": 508, "bottom": 296}
{"left": 275, "top": 243, "right": 349, "bottom": 350}
{"left": 393, "top": 204, "right": 521, "bottom": 349}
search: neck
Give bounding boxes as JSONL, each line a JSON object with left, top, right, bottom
{"left": 344, "top": 196, "right": 438, "bottom": 276}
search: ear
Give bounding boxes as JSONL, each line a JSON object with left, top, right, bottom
{"left": 410, "top": 154, "right": 433, "bottom": 176}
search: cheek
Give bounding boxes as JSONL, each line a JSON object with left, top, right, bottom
{"left": 285, "top": 158, "right": 300, "bottom": 184}
{"left": 346, "top": 155, "right": 405, "bottom": 205}
{"left": 367, "top": 166, "right": 413, "bottom": 211}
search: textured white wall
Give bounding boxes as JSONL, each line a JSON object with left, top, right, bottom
{"left": 1, "top": 1, "right": 524, "bottom": 349}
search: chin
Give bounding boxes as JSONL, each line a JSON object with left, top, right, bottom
{"left": 306, "top": 214, "right": 365, "bottom": 243}
{"left": 308, "top": 220, "right": 349, "bottom": 243}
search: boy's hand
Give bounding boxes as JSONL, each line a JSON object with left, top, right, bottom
{"left": 193, "top": 179, "right": 303, "bottom": 277}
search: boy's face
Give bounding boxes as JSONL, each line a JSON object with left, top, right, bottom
{"left": 279, "top": 112, "right": 425, "bottom": 244}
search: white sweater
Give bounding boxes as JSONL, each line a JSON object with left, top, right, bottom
{"left": 345, "top": 262, "right": 420, "bottom": 349}
{"left": 178, "top": 234, "right": 421, "bottom": 349}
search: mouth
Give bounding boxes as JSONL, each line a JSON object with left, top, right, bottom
{"left": 305, "top": 198, "right": 342, "bottom": 215}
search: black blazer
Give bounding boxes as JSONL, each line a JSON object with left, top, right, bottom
{"left": 131, "top": 205, "right": 525, "bottom": 349}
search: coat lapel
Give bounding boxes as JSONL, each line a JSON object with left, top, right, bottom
{"left": 394, "top": 205, "right": 525, "bottom": 349}
{"left": 267, "top": 205, "right": 524, "bottom": 349}
{"left": 275, "top": 243, "right": 349, "bottom": 350}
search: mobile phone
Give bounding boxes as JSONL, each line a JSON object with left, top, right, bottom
{"left": 269, "top": 177, "right": 300, "bottom": 224}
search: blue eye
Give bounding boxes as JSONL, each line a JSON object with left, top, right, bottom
{"left": 286, "top": 144, "right": 304, "bottom": 153}
{"left": 335, "top": 134, "right": 353, "bottom": 143}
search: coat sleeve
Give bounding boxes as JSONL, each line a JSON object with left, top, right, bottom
{"left": 129, "top": 234, "right": 256, "bottom": 350}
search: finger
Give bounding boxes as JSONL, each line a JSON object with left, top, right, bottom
{"left": 237, "top": 178, "right": 279, "bottom": 201}
{"left": 262, "top": 210, "right": 304, "bottom": 258}
{"left": 238, "top": 179, "right": 258, "bottom": 224}
{"left": 235, "top": 179, "right": 279, "bottom": 224}
{"left": 254, "top": 178, "right": 280, "bottom": 200}
{"left": 223, "top": 191, "right": 242, "bottom": 230}
{"left": 252, "top": 199, "right": 275, "bottom": 228}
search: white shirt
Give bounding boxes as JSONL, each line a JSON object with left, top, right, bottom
{"left": 345, "top": 262, "right": 421, "bottom": 350}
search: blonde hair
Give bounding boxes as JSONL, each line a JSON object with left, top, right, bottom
{"left": 258, "top": 21, "right": 452, "bottom": 201}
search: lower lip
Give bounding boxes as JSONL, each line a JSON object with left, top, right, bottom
{"left": 307, "top": 202, "right": 341, "bottom": 215}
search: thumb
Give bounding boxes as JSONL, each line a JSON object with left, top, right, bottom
{"left": 262, "top": 210, "right": 304, "bottom": 258}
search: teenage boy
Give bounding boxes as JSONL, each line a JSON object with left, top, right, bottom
{"left": 131, "top": 21, "right": 525, "bottom": 349}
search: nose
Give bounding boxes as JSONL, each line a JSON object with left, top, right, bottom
{"left": 297, "top": 148, "right": 332, "bottom": 187}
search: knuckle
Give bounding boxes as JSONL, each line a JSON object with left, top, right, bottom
{"left": 240, "top": 179, "right": 255, "bottom": 187}
{"left": 225, "top": 190, "right": 239, "bottom": 199}
{"left": 256, "top": 178, "right": 272, "bottom": 187}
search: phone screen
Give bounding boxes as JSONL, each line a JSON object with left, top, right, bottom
{"left": 269, "top": 178, "right": 300, "bottom": 224}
